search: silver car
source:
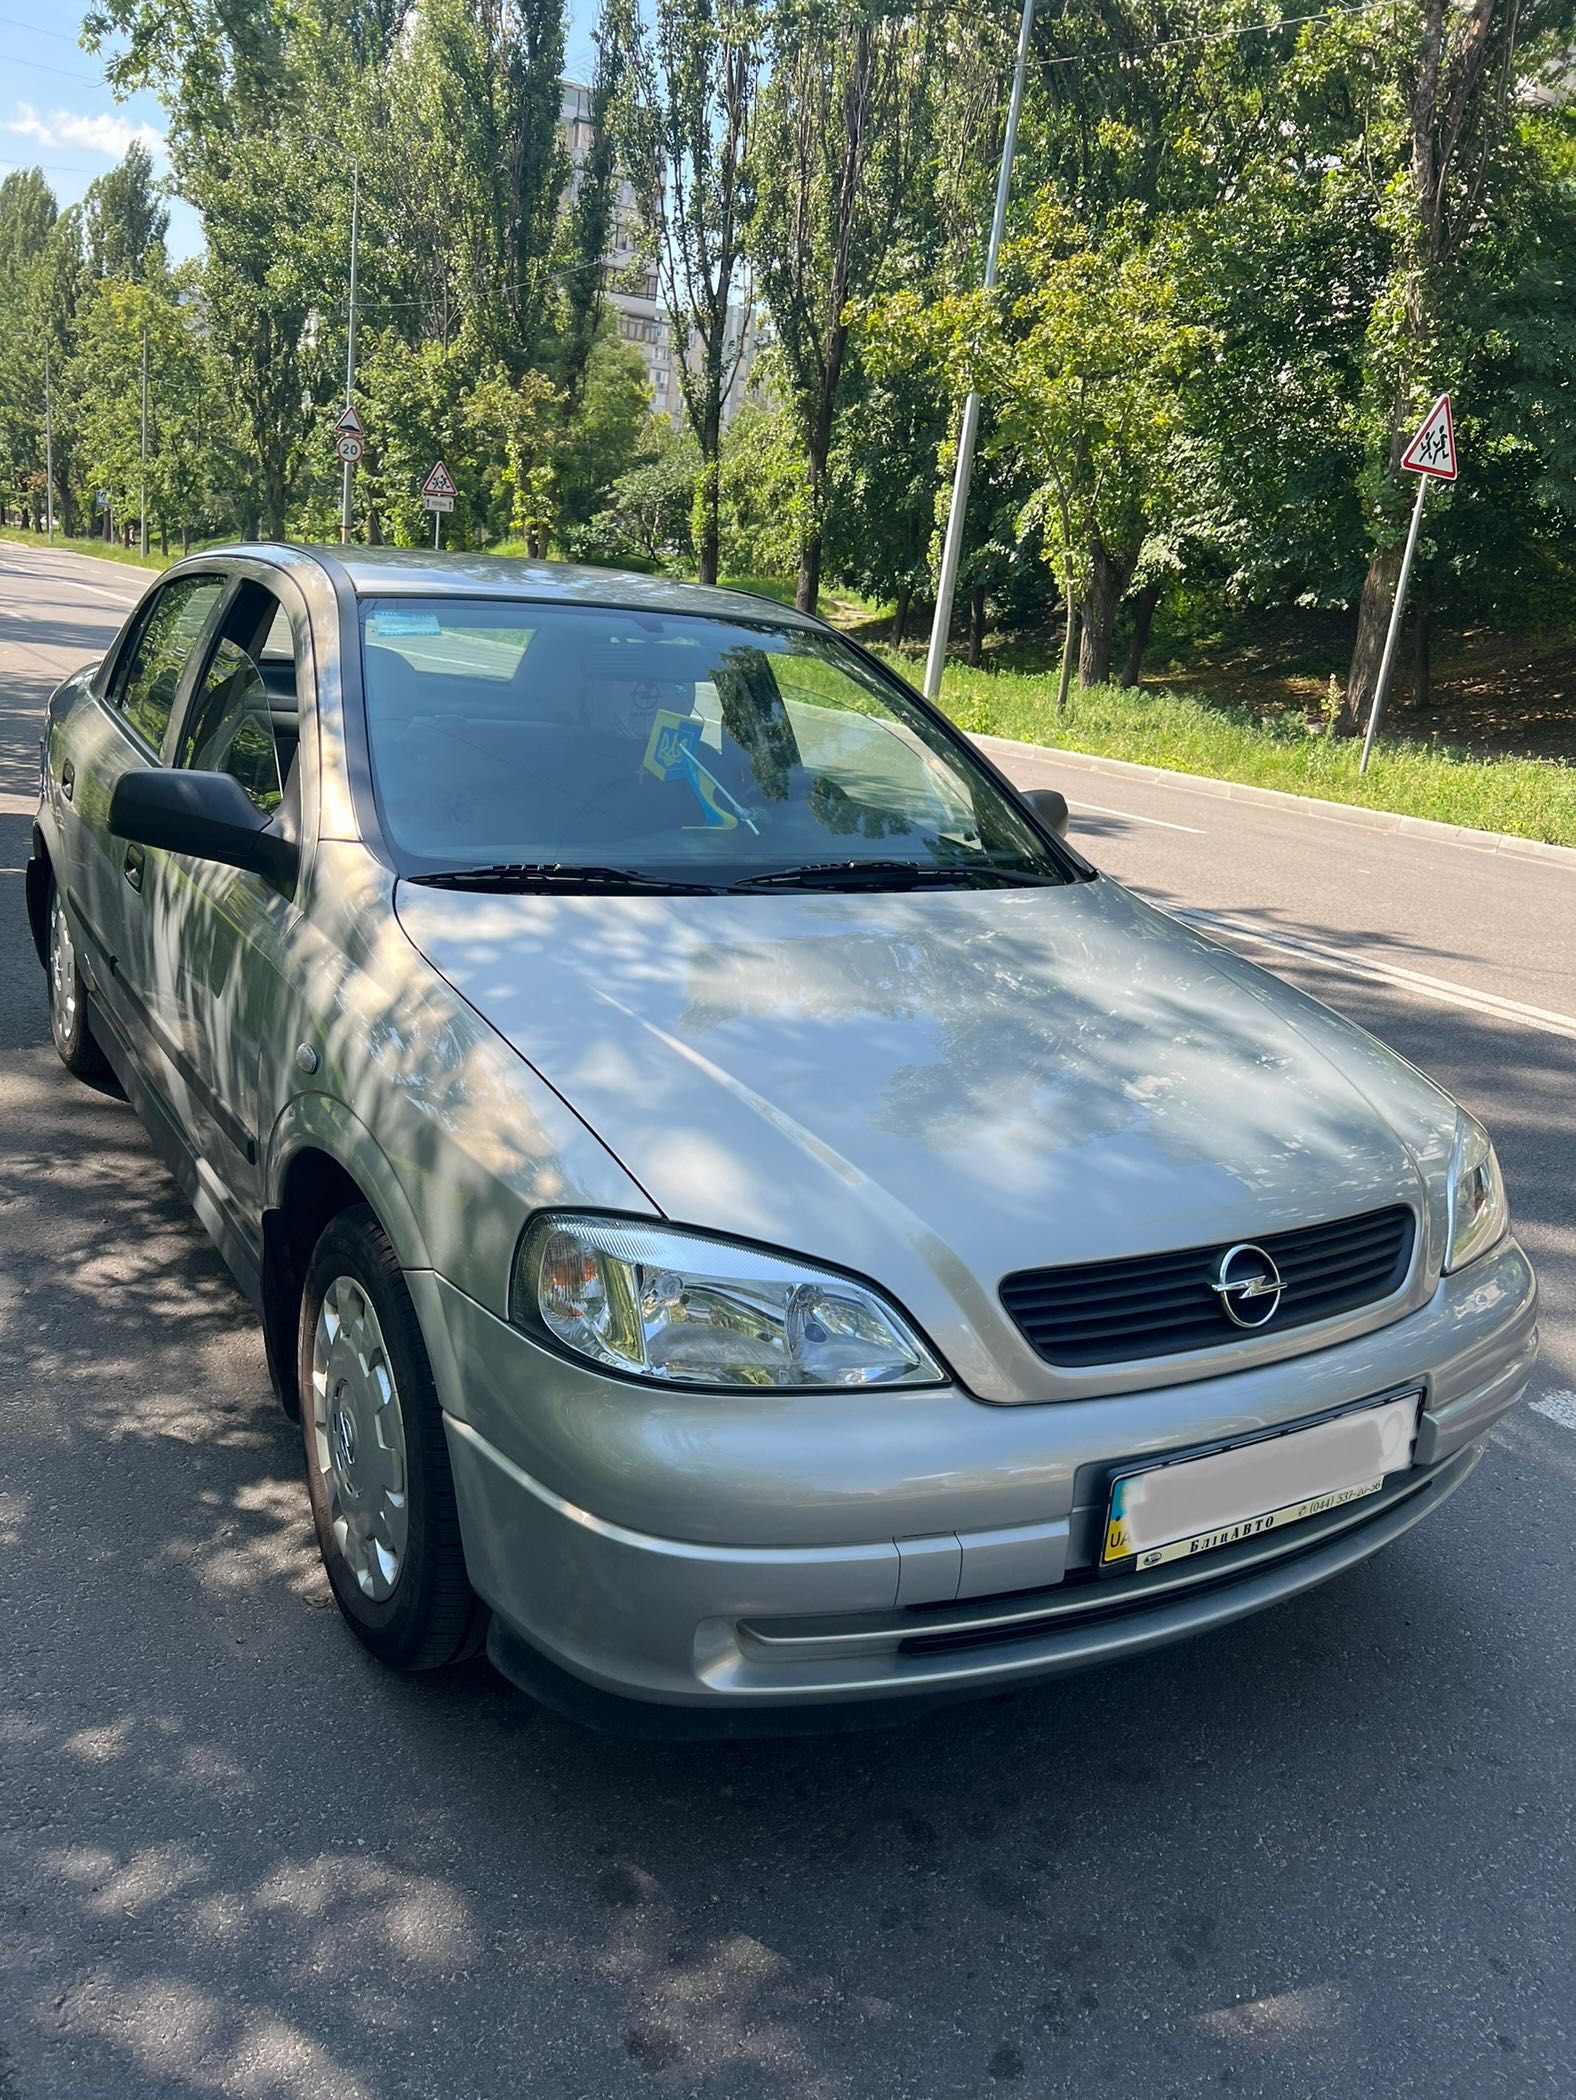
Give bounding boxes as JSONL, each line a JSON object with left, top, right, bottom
{"left": 26, "top": 547, "right": 1537, "bottom": 1729}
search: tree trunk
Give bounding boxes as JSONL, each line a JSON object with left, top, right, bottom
{"left": 966, "top": 582, "right": 987, "bottom": 666}
{"left": 158, "top": 520, "right": 168, "bottom": 558}
{"left": 696, "top": 453, "right": 720, "bottom": 587}
{"left": 260, "top": 449, "right": 288, "bottom": 540}
{"left": 181, "top": 524, "right": 190, "bottom": 555}
{"left": 892, "top": 582, "right": 911, "bottom": 646}
{"left": 795, "top": 534, "right": 822, "bottom": 618}
{"left": 795, "top": 384, "right": 838, "bottom": 617}
{"left": 1409, "top": 602, "right": 1430, "bottom": 710}
{"left": 1120, "top": 580, "right": 1161, "bottom": 687}
{"left": 1056, "top": 600, "right": 1079, "bottom": 714}
{"left": 1341, "top": 539, "right": 1402, "bottom": 734}
{"left": 1078, "top": 546, "right": 1130, "bottom": 687}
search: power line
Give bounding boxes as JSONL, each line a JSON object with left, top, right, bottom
{"left": 0, "top": 12, "right": 97, "bottom": 42}
{"left": 1036, "top": 0, "right": 1391, "bottom": 66}
{"left": 0, "top": 51, "right": 108, "bottom": 82}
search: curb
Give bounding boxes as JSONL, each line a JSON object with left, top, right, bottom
{"left": 974, "top": 733, "right": 1576, "bottom": 872}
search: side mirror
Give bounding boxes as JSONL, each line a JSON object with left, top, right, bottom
{"left": 109, "top": 768, "right": 298, "bottom": 890}
{"left": 1022, "top": 785, "right": 1070, "bottom": 840}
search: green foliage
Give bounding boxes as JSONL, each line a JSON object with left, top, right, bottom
{"left": 69, "top": 258, "right": 231, "bottom": 546}
{"left": 567, "top": 418, "right": 698, "bottom": 566}
{"left": 82, "top": 142, "right": 168, "bottom": 283}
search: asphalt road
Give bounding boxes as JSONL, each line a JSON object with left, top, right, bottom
{"left": 2, "top": 539, "right": 1573, "bottom": 2100}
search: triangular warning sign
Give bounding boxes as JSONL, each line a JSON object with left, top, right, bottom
{"left": 1400, "top": 394, "right": 1456, "bottom": 481}
{"left": 421, "top": 460, "right": 457, "bottom": 498}
{"left": 334, "top": 403, "right": 365, "bottom": 438}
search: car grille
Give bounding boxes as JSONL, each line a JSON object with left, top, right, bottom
{"left": 1000, "top": 1205, "right": 1416, "bottom": 1367}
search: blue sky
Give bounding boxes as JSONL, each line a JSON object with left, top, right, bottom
{"left": 1, "top": 0, "right": 600, "bottom": 264}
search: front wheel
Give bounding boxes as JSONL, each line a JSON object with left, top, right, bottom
{"left": 46, "top": 876, "right": 108, "bottom": 1080}
{"left": 299, "top": 1204, "right": 483, "bottom": 1670}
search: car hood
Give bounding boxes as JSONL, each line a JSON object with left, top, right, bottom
{"left": 395, "top": 874, "right": 1454, "bottom": 1399}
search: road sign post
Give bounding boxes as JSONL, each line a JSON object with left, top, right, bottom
{"left": 1359, "top": 393, "right": 1456, "bottom": 777}
{"left": 421, "top": 461, "right": 457, "bottom": 549}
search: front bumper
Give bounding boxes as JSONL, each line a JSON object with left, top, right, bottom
{"left": 415, "top": 1236, "right": 1536, "bottom": 1720}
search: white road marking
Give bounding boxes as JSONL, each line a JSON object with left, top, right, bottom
{"left": 1530, "top": 1392, "right": 1576, "bottom": 1432}
{"left": 1176, "top": 906, "right": 1576, "bottom": 1043}
{"left": 0, "top": 550, "right": 149, "bottom": 607}
{"left": 1072, "top": 799, "right": 1205, "bottom": 835}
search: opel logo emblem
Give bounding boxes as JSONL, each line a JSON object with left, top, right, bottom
{"left": 1211, "top": 1242, "right": 1285, "bottom": 1328}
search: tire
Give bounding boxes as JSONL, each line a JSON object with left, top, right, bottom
{"left": 298, "top": 1204, "right": 484, "bottom": 1670}
{"left": 45, "top": 874, "right": 108, "bottom": 1081}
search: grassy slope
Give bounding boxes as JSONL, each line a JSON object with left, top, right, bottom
{"left": 927, "top": 662, "right": 1576, "bottom": 848}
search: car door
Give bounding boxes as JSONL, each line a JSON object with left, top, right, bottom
{"left": 61, "top": 570, "right": 228, "bottom": 1060}
{"left": 132, "top": 576, "right": 305, "bottom": 1260}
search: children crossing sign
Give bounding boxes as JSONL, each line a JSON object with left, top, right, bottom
{"left": 422, "top": 459, "right": 456, "bottom": 547}
{"left": 1399, "top": 393, "right": 1457, "bottom": 481}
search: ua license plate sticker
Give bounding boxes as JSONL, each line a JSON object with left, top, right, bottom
{"left": 1102, "top": 1391, "right": 1420, "bottom": 1574}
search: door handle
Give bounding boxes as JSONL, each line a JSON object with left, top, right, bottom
{"left": 123, "top": 843, "right": 145, "bottom": 893}
{"left": 60, "top": 759, "right": 75, "bottom": 802}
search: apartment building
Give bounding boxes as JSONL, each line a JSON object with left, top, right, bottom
{"left": 560, "top": 80, "right": 755, "bottom": 429}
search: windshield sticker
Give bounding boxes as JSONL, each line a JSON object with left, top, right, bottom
{"left": 368, "top": 609, "right": 443, "bottom": 637}
{"left": 642, "top": 710, "right": 759, "bottom": 833}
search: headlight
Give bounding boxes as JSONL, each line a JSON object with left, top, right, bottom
{"left": 1444, "top": 1111, "right": 1508, "bottom": 1272}
{"left": 511, "top": 1213, "right": 944, "bottom": 1390}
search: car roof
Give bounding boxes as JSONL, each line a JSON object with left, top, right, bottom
{"left": 203, "top": 543, "right": 820, "bottom": 629}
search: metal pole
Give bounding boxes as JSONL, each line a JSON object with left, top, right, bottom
{"left": 341, "top": 163, "right": 361, "bottom": 544}
{"left": 44, "top": 343, "right": 54, "bottom": 542}
{"left": 139, "top": 325, "right": 149, "bottom": 559}
{"left": 923, "top": 0, "right": 1034, "bottom": 701}
{"left": 1358, "top": 472, "right": 1429, "bottom": 776}
{"left": 433, "top": 508, "right": 441, "bottom": 551}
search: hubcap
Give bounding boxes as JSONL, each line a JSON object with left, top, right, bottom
{"left": 309, "top": 1276, "right": 409, "bottom": 1601}
{"left": 49, "top": 893, "right": 78, "bottom": 1041}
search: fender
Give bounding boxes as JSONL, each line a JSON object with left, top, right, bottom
{"left": 265, "top": 1090, "right": 434, "bottom": 1271}
{"left": 260, "top": 1092, "right": 436, "bottom": 1416}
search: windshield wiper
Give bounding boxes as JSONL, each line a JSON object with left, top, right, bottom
{"left": 735, "top": 859, "right": 1054, "bottom": 892}
{"left": 407, "top": 862, "right": 730, "bottom": 895}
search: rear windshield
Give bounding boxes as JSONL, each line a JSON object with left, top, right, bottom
{"left": 357, "top": 596, "right": 1071, "bottom": 887}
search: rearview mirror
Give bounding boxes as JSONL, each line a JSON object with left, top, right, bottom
{"left": 1022, "top": 786, "right": 1070, "bottom": 840}
{"left": 109, "top": 769, "right": 298, "bottom": 890}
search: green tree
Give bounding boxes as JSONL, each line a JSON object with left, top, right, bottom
{"left": 69, "top": 260, "right": 221, "bottom": 550}
{"left": 868, "top": 202, "right": 1207, "bottom": 685}
{"left": 628, "top": 0, "right": 761, "bottom": 584}
{"left": 553, "top": 328, "right": 651, "bottom": 535}
{"left": 748, "top": 4, "right": 935, "bottom": 613}
{"left": 83, "top": 141, "right": 169, "bottom": 282}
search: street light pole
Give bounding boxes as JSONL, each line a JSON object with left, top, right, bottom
{"left": 922, "top": 0, "right": 1034, "bottom": 702}
{"left": 341, "top": 163, "right": 361, "bottom": 544}
{"left": 139, "top": 325, "right": 149, "bottom": 560}
{"left": 44, "top": 342, "right": 54, "bottom": 542}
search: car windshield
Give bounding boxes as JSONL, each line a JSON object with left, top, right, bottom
{"left": 358, "top": 596, "right": 1072, "bottom": 890}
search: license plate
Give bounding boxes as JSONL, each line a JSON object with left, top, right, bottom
{"left": 1102, "top": 1391, "right": 1421, "bottom": 1573}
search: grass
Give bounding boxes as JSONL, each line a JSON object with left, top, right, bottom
{"left": 924, "top": 660, "right": 1576, "bottom": 849}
